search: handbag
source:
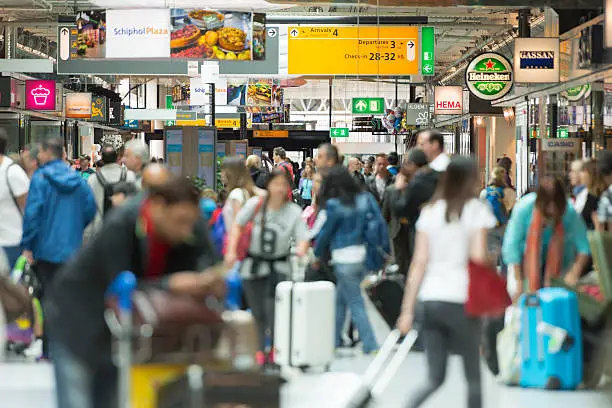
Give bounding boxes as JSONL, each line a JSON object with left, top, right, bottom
{"left": 0, "top": 275, "right": 31, "bottom": 322}
{"left": 465, "top": 260, "right": 512, "bottom": 317}
{"left": 237, "top": 198, "right": 265, "bottom": 261}
{"left": 497, "top": 307, "right": 521, "bottom": 385}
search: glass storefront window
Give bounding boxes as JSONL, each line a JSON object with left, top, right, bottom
{"left": 0, "top": 118, "right": 20, "bottom": 154}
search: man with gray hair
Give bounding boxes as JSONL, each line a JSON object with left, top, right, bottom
{"left": 123, "top": 139, "right": 149, "bottom": 188}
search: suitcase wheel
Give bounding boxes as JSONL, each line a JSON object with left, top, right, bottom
{"left": 299, "top": 365, "right": 310, "bottom": 373}
{"left": 545, "top": 376, "right": 561, "bottom": 390}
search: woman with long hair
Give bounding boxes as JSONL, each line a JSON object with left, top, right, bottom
{"left": 397, "top": 157, "right": 497, "bottom": 408}
{"left": 222, "top": 156, "right": 264, "bottom": 233}
{"left": 225, "top": 169, "right": 309, "bottom": 366}
{"left": 577, "top": 159, "right": 604, "bottom": 230}
{"left": 315, "top": 166, "right": 379, "bottom": 354}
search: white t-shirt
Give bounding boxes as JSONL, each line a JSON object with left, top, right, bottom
{"left": 416, "top": 198, "right": 497, "bottom": 304}
{"left": 223, "top": 188, "right": 248, "bottom": 231}
{"left": 0, "top": 157, "right": 30, "bottom": 246}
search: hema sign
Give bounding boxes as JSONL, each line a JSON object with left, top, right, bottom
{"left": 434, "top": 86, "right": 463, "bottom": 115}
{"left": 514, "top": 38, "right": 560, "bottom": 83}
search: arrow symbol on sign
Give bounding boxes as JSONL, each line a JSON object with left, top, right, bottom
{"left": 423, "top": 64, "right": 433, "bottom": 74}
{"left": 355, "top": 100, "right": 367, "bottom": 111}
{"left": 290, "top": 29, "right": 298, "bottom": 37}
{"left": 61, "top": 27, "right": 69, "bottom": 36}
{"left": 267, "top": 28, "right": 277, "bottom": 38}
{"left": 408, "top": 41, "right": 415, "bottom": 48}
{"left": 333, "top": 129, "right": 338, "bottom": 136}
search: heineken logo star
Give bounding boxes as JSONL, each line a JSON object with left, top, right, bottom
{"left": 485, "top": 59, "right": 496, "bottom": 70}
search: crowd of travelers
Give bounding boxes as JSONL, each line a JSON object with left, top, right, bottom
{"left": 0, "top": 127, "right": 611, "bottom": 408}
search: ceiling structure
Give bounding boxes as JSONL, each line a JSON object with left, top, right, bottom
{"left": 0, "top": 0, "right": 547, "bottom": 83}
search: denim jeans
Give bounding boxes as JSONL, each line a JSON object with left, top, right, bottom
{"left": 2, "top": 245, "right": 21, "bottom": 270}
{"left": 52, "top": 342, "right": 118, "bottom": 408}
{"left": 334, "top": 262, "right": 378, "bottom": 353}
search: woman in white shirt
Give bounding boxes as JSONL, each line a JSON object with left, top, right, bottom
{"left": 222, "top": 157, "right": 265, "bottom": 233}
{"left": 397, "top": 157, "right": 497, "bottom": 408}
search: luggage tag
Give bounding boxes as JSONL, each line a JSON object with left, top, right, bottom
{"left": 536, "top": 322, "right": 568, "bottom": 354}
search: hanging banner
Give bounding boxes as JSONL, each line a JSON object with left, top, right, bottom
{"left": 106, "top": 9, "right": 171, "bottom": 59}
{"left": 513, "top": 38, "right": 560, "bottom": 83}
{"left": 215, "top": 78, "right": 228, "bottom": 106}
{"left": 190, "top": 78, "right": 211, "bottom": 106}
{"left": 108, "top": 100, "right": 122, "bottom": 125}
{"left": 166, "top": 129, "right": 183, "bottom": 175}
{"left": 404, "top": 103, "right": 431, "bottom": 125}
{"left": 71, "top": 10, "right": 106, "bottom": 59}
{"left": 465, "top": 52, "right": 513, "bottom": 101}
{"left": 197, "top": 129, "right": 215, "bottom": 188}
{"left": 170, "top": 10, "right": 266, "bottom": 61}
{"left": 246, "top": 79, "right": 282, "bottom": 106}
{"left": 288, "top": 26, "right": 420, "bottom": 75}
{"left": 66, "top": 93, "right": 93, "bottom": 118}
{"left": 434, "top": 86, "right": 463, "bottom": 115}
{"left": 91, "top": 96, "right": 107, "bottom": 122}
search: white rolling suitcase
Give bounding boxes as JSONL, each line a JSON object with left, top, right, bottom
{"left": 274, "top": 280, "right": 335, "bottom": 371}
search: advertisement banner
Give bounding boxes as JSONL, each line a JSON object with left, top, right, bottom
{"left": 514, "top": 38, "right": 560, "bottom": 83}
{"left": 465, "top": 53, "right": 513, "bottom": 101}
{"left": 190, "top": 78, "right": 211, "bottom": 106}
{"left": 246, "top": 79, "right": 282, "bottom": 106}
{"left": 106, "top": 9, "right": 171, "bottom": 59}
{"left": 91, "top": 96, "right": 107, "bottom": 121}
{"left": 72, "top": 10, "right": 106, "bottom": 59}
{"left": 197, "top": 129, "right": 215, "bottom": 187}
{"left": 215, "top": 78, "right": 228, "bottom": 106}
{"left": 541, "top": 138, "right": 582, "bottom": 152}
{"left": 434, "top": 86, "right": 463, "bottom": 115}
{"left": 166, "top": 129, "right": 183, "bottom": 175}
{"left": 25, "top": 80, "right": 56, "bottom": 111}
{"left": 66, "top": 93, "right": 93, "bottom": 118}
{"left": 108, "top": 100, "right": 122, "bottom": 124}
{"left": 170, "top": 9, "right": 265, "bottom": 61}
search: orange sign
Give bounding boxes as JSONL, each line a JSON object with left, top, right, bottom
{"left": 288, "top": 26, "right": 419, "bottom": 75}
{"left": 253, "top": 130, "right": 289, "bottom": 138}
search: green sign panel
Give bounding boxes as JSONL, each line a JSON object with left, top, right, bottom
{"left": 330, "top": 127, "right": 350, "bottom": 138}
{"left": 421, "top": 26, "right": 435, "bottom": 76}
{"left": 352, "top": 97, "right": 385, "bottom": 114}
{"left": 165, "top": 95, "right": 175, "bottom": 126}
{"left": 465, "top": 52, "right": 513, "bottom": 101}
{"left": 557, "top": 127, "right": 569, "bottom": 138}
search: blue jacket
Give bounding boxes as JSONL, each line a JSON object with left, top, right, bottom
{"left": 502, "top": 193, "right": 590, "bottom": 271}
{"left": 21, "top": 159, "right": 96, "bottom": 264}
{"left": 314, "top": 192, "right": 372, "bottom": 258}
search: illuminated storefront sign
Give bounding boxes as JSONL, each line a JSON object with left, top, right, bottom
{"left": 465, "top": 53, "right": 513, "bottom": 101}
{"left": 434, "top": 86, "right": 463, "bottom": 115}
{"left": 25, "top": 80, "right": 56, "bottom": 111}
{"left": 514, "top": 38, "right": 560, "bottom": 83}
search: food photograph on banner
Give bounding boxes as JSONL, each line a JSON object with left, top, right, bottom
{"left": 170, "top": 9, "right": 266, "bottom": 60}
{"left": 74, "top": 10, "right": 106, "bottom": 58}
{"left": 247, "top": 79, "right": 282, "bottom": 106}
{"left": 66, "top": 93, "right": 93, "bottom": 119}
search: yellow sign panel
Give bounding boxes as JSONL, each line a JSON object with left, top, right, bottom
{"left": 253, "top": 130, "right": 289, "bottom": 138}
{"left": 176, "top": 119, "right": 207, "bottom": 126}
{"left": 215, "top": 118, "right": 240, "bottom": 128}
{"left": 288, "top": 26, "right": 419, "bottom": 75}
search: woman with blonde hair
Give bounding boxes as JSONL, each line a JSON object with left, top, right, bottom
{"left": 577, "top": 159, "right": 604, "bottom": 231}
{"left": 222, "top": 156, "right": 264, "bottom": 233}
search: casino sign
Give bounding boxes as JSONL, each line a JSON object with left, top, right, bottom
{"left": 465, "top": 52, "right": 513, "bottom": 101}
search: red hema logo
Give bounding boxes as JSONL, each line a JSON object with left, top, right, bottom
{"left": 436, "top": 100, "right": 461, "bottom": 109}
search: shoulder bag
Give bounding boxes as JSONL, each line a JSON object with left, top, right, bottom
{"left": 236, "top": 198, "right": 265, "bottom": 261}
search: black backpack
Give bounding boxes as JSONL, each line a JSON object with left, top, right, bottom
{"left": 96, "top": 167, "right": 127, "bottom": 218}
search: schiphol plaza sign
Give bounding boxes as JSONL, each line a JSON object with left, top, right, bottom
{"left": 465, "top": 52, "right": 513, "bottom": 101}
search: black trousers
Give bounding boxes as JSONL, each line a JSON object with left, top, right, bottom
{"left": 406, "top": 301, "right": 482, "bottom": 408}
{"left": 392, "top": 224, "right": 414, "bottom": 277}
{"left": 36, "top": 261, "right": 63, "bottom": 358}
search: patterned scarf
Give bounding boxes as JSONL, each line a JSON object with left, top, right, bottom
{"left": 524, "top": 209, "right": 564, "bottom": 292}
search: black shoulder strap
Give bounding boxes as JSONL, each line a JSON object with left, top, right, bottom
{"left": 96, "top": 170, "right": 108, "bottom": 187}
{"left": 6, "top": 162, "right": 23, "bottom": 217}
{"left": 120, "top": 167, "right": 127, "bottom": 182}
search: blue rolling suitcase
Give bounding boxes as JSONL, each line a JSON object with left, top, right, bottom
{"left": 519, "top": 288, "right": 583, "bottom": 390}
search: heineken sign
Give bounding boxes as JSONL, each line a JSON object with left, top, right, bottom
{"left": 465, "top": 52, "right": 513, "bottom": 101}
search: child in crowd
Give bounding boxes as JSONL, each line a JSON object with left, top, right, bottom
{"left": 200, "top": 188, "right": 218, "bottom": 221}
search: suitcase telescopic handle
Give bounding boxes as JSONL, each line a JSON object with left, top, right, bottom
{"left": 106, "top": 271, "right": 137, "bottom": 408}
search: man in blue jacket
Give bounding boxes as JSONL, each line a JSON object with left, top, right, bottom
{"left": 21, "top": 137, "right": 96, "bottom": 357}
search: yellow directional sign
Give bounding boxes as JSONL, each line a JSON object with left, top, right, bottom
{"left": 288, "top": 26, "right": 419, "bottom": 75}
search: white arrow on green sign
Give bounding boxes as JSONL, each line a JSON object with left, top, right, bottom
{"left": 330, "top": 127, "right": 350, "bottom": 138}
{"left": 352, "top": 97, "right": 385, "bottom": 114}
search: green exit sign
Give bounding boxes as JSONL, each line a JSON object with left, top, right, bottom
{"left": 352, "top": 97, "right": 385, "bottom": 114}
{"left": 165, "top": 95, "right": 175, "bottom": 126}
{"left": 421, "top": 26, "right": 435, "bottom": 76}
{"left": 330, "top": 127, "right": 350, "bottom": 138}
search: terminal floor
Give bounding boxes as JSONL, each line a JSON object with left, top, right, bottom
{"left": 1, "top": 297, "right": 611, "bottom": 407}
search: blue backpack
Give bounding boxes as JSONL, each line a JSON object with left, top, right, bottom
{"left": 360, "top": 193, "right": 391, "bottom": 271}
{"left": 209, "top": 207, "right": 226, "bottom": 256}
{"left": 485, "top": 186, "right": 509, "bottom": 226}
